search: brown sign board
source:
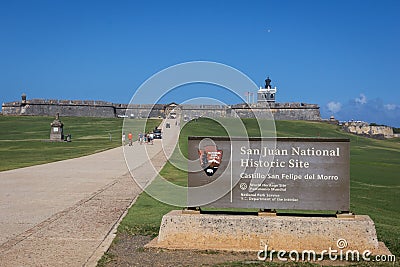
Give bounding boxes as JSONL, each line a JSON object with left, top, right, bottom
{"left": 188, "top": 137, "right": 350, "bottom": 211}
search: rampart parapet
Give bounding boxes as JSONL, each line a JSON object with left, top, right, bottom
{"left": 2, "top": 95, "right": 321, "bottom": 121}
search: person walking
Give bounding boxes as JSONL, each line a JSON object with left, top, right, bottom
{"left": 149, "top": 132, "right": 154, "bottom": 145}
{"left": 138, "top": 132, "right": 143, "bottom": 145}
{"left": 122, "top": 132, "right": 126, "bottom": 145}
{"left": 128, "top": 132, "right": 133, "bottom": 146}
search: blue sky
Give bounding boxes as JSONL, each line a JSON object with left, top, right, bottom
{"left": 1, "top": 0, "right": 399, "bottom": 126}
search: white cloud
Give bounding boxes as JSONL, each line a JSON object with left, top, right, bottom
{"left": 384, "top": 104, "right": 397, "bottom": 110}
{"left": 355, "top": 93, "right": 367, "bottom": 104}
{"left": 327, "top": 101, "right": 342, "bottom": 113}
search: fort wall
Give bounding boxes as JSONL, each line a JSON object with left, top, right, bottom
{"left": 2, "top": 99, "right": 116, "bottom": 118}
{"left": 229, "top": 103, "right": 320, "bottom": 120}
{"left": 342, "top": 121, "right": 394, "bottom": 139}
{"left": 2, "top": 97, "right": 321, "bottom": 121}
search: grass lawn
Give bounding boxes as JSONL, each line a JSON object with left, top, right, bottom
{"left": 0, "top": 116, "right": 161, "bottom": 171}
{"left": 117, "top": 118, "right": 400, "bottom": 264}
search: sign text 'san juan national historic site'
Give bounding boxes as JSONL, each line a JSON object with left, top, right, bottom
{"left": 188, "top": 137, "right": 350, "bottom": 211}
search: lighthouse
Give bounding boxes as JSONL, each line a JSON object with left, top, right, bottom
{"left": 257, "top": 76, "right": 277, "bottom": 103}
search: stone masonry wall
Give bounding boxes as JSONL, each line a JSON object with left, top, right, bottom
{"left": 228, "top": 102, "right": 321, "bottom": 120}
{"left": 343, "top": 121, "right": 394, "bottom": 138}
{"left": 230, "top": 107, "right": 320, "bottom": 120}
{"left": 121, "top": 104, "right": 165, "bottom": 118}
{"left": 2, "top": 101, "right": 116, "bottom": 118}
{"left": 2, "top": 98, "right": 321, "bottom": 121}
{"left": 181, "top": 105, "right": 227, "bottom": 119}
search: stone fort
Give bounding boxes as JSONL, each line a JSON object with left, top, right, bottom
{"left": 1, "top": 78, "right": 321, "bottom": 121}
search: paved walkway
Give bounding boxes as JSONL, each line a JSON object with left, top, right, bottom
{"left": 0, "top": 119, "right": 180, "bottom": 267}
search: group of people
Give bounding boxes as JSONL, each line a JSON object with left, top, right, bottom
{"left": 122, "top": 132, "right": 154, "bottom": 146}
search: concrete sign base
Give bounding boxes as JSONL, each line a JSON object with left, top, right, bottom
{"left": 147, "top": 210, "right": 391, "bottom": 256}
